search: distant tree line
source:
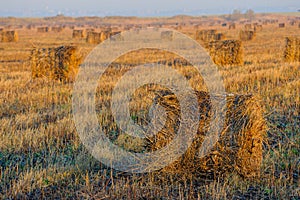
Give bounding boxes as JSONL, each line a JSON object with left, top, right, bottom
{"left": 224, "top": 9, "right": 255, "bottom": 21}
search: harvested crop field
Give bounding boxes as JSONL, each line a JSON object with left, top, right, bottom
{"left": 0, "top": 13, "right": 299, "bottom": 199}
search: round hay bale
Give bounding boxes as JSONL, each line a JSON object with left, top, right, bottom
{"left": 1, "top": 30, "right": 18, "bottom": 42}
{"left": 72, "top": 29, "right": 86, "bottom": 39}
{"left": 145, "top": 90, "right": 266, "bottom": 178}
{"left": 239, "top": 30, "right": 256, "bottom": 41}
{"left": 284, "top": 37, "right": 300, "bottom": 62}
{"left": 208, "top": 40, "right": 244, "bottom": 66}
{"left": 30, "top": 45, "right": 82, "bottom": 82}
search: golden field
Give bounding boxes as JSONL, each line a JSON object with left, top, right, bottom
{"left": 0, "top": 14, "right": 299, "bottom": 199}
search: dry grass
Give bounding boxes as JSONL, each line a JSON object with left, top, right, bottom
{"left": 0, "top": 14, "right": 299, "bottom": 199}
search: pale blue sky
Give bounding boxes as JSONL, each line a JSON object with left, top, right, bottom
{"left": 0, "top": 0, "right": 299, "bottom": 17}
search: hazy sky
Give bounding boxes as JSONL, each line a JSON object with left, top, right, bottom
{"left": 0, "top": 0, "right": 299, "bottom": 17}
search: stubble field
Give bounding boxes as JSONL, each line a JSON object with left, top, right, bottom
{"left": 0, "top": 14, "right": 299, "bottom": 199}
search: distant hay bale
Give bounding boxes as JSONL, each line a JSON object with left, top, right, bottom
{"left": 26, "top": 24, "right": 35, "bottom": 30}
{"left": 239, "top": 30, "right": 256, "bottom": 41}
{"left": 0, "top": 28, "right": 4, "bottom": 32}
{"left": 279, "top": 23, "right": 285, "bottom": 28}
{"left": 110, "top": 31, "right": 124, "bottom": 41}
{"left": 51, "top": 27, "right": 64, "bottom": 32}
{"left": 30, "top": 46, "right": 82, "bottom": 82}
{"left": 86, "top": 31, "right": 102, "bottom": 44}
{"left": 146, "top": 90, "right": 266, "bottom": 178}
{"left": 161, "top": 31, "right": 174, "bottom": 41}
{"left": 85, "top": 28, "right": 95, "bottom": 33}
{"left": 284, "top": 37, "right": 300, "bottom": 62}
{"left": 72, "top": 29, "right": 86, "bottom": 39}
{"left": 1, "top": 30, "right": 18, "bottom": 42}
{"left": 208, "top": 40, "right": 244, "bottom": 66}
{"left": 229, "top": 23, "right": 236, "bottom": 30}
{"left": 221, "top": 23, "right": 227, "bottom": 27}
{"left": 195, "top": 29, "right": 217, "bottom": 42}
{"left": 215, "top": 33, "right": 226, "bottom": 41}
{"left": 37, "top": 27, "right": 49, "bottom": 33}
{"left": 100, "top": 31, "right": 112, "bottom": 42}
{"left": 85, "top": 31, "right": 111, "bottom": 44}
{"left": 244, "top": 24, "right": 252, "bottom": 30}
{"left": 254, "top": 24, "right": 263, "bottom": 32}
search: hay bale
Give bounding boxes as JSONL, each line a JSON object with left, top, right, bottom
{"left": 37, "top": 27, "right": 49, "bottom": 33}
{"left": 284, "top": 37, "right": 300, "bottom": 62}
{"left": 86, "top": 31, "right": 102, "bottom": 44}
{"left": 100, "top": 31, "right": 111, "bottom": 42}
{"left": 195, "top": 29, "right": 217, "bottom": 42}
{"left": 85, "top": 28, "right": 95, "bottom": 33}
{"left": 72, "top": 30, "right": 85, "bottom": 39}
{"left": 30, "top": 46, "right": 82, "bottom": 82}
{"left": 51, "top": 27, "right": 64, "bottom": 32}
{"left": 254, "top": 24, "right": 263, "bottom": 32}
{"left": 0, "top": 28, "right": 4, "bottom": 32}
{"left": 244, "top": 24, "right": 252, "bottom": 30}
{"left": 215, "top": 33, "right": 226, "bottom": 41}
{"left": 161, "top": 31, "right": 174, "bottom": 41}
{"left": 207, "top": 40, "right": 244, "bottom": 66}
{"left": 279, "top": 23, "right": 285, "bottom": 28}
{"left": 26, "top": 24, "right": 35, "bottom": 30}
{"left": 1, "top": 31, "right": 18, "bottom": 42}
{"left": 146, "top": 90, "right": 266, "bottom": 178}
{"left": 72, "top": 30, "right": 86, "bottom": 39}
{"left": 239, "top": 30, "right": 256, "bottom": 41}
{"left": 229, "top": 23, "right": 236, "bottom": 30}
{"left": 110, "top": 31, "right": 124, "bottom": 41}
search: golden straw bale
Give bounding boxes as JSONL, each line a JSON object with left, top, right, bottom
{"left": 100, "top": 31, "right": 111, "bottom": 42}
{"left": 110, "top": 31, "right": 124, "bottom": 41}
{"left": 214, "top": 33, "right": 226, "bottom": 41}
{"left": 37, "top": 27, "right": 49, "bottom": 33}
{"left": 239, "top": 30, "right": 256, "bottom": 41}
{"left": 145, "top": 90, "right": 266, "bottom": 178}
{"left": 244, "top": 24, "right": 252, "bottom": 30}
{"left": 85, "top": 28, "right": 95, "bottom": 33}
{"left": 195, "top": 29, "right": 217, "bottom": 42}
{"left": 86, "top": 31, "right": 102, "bottom": 44}
{"left": 72, "top": 30, "right": 86, "bottom": 39}
{"left": 30, "top": 46, "right": 82, "bottom": 82}
{"left": 284, "top": 37, "right": 300, "bottom": 62}
{"left": 161, "top": 31, "right": 174, "bottom": 41}
{"left": 1, "top": 30, "right": 18, "bottom": 42}
{"left": 208, "top": 40, "right": 244, "bottom": 66}
{"left": 254, "top": 24, "right": 263, "bottom": 32}
{"left": 229, "top": 23, "right": 236, "bottom": 30}
{"left": 51, "top": 27, "right": 64, "bottom": 32}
